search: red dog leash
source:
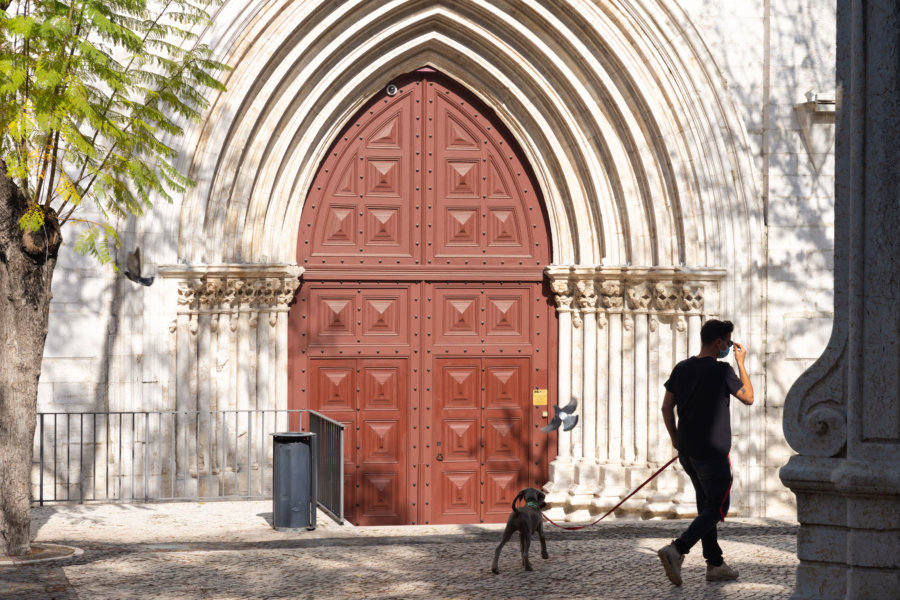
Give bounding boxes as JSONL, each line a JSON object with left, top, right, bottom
{"left": 542, "top": 455, "right": 679, "bottom": 531}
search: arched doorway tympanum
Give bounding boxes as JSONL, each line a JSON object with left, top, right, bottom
{"left": 289, "top": 71, "right": 556, "bottom": 525}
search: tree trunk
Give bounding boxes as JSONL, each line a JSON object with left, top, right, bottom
{"left": 0, "top": 167, "right": 60, "bottom": 557}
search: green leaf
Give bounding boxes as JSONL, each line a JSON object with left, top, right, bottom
{"left": 19, "top": 203, "right": 45, "bottom": 232}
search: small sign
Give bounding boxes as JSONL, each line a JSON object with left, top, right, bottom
{"left": 532, "top": 389, "right": 548, "bottom": 406}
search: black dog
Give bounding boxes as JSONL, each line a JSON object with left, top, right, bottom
{"left": 491, "top": 487, "right": 549, "bottom": 574}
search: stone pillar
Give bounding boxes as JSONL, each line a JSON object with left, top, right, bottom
{"left": 571, "top": 280, "right": 600, "bottom": 519}
{"left": 780, "top": 3, "right": 900, "bottom": 598}
{"left": 546, "top": 278, "right": 575, "bottom": 502}
{"left": 162, "top": 264, "right": 302, "bottom": 499}
{"left": 597, "top": 280, "right": 627, "bottom": 505}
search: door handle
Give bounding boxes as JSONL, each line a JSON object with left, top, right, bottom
{"left": 436, "top": 452, "right": 444, "bottom": 462}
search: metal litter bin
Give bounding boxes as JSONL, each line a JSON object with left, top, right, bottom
{"left": 271, "top": 432, "right": 317, "bottom": 531}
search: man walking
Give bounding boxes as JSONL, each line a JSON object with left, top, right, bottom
{"left": 657, "top": 319, "right": 754, "bottom": 586}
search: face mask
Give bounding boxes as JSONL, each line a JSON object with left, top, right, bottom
{"left": 718, "top": 340, "right": 731, "bottom": 359}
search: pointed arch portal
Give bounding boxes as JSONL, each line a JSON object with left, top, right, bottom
{"left": 289, "top": 72, "right": 555, "bottom": 525}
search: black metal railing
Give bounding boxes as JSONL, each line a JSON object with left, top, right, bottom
{"left": 32, "top": 409, "right": 344, "bottom": 520}
{"left": 308, "top": 411, "right": 345, "bottom": 524}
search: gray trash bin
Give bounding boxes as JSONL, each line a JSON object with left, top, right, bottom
{"left": 271, "top": 432, "right": 317, "bottom": 531}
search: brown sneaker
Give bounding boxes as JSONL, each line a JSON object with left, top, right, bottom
{"left": 706, "top": 561, "right": 739, "bottom": 582}
{"left": 657, "top": 544, "right": 684, "bottom": 586}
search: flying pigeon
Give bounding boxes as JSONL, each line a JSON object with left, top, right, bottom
{"left": 541, "top": 397, "right": 578, "bottom": 432}
{"left": 123, "top": 247, "right": 154, "bottom": 286}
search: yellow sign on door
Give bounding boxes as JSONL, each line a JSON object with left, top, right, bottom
{"left": 532, "top": 389, "right": 548, "bottom": 406}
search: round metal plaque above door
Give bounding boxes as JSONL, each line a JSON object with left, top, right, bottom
{"left": 289, "top": 71, "right": 556, "bottom": 525}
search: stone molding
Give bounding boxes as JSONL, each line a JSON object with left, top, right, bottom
{"left": 159, "top": 264, "right": 303, "bottom": 314}
{"left": 545, "top": 266, "right": 725, "bottom": 318}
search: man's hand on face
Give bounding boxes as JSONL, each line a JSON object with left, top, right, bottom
{"left": 733, "top": 341, "right": 747, "bottom": 364}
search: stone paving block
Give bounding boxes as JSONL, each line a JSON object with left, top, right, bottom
{"left": 0, "top": 501, "right": 799, "bottom": 599}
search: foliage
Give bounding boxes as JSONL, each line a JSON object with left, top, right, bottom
{"left": 0, "top": 0, "right": 229, "bottom": 260}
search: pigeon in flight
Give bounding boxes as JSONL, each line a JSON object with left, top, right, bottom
{"left": 123, "top": 247, "right": 154, "bottom": 286}
{"left": 541, "top": 398, "right": 579, "bottom": 432}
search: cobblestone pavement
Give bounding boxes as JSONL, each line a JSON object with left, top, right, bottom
{"left": 1, "top": 501, "right": 798, "bottom": 599}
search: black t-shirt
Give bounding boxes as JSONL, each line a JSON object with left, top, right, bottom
{"left": 664, "top": 356, "right": 743, "bottom": 458}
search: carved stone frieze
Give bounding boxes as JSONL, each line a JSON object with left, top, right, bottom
{"left": 176, "top": 275, "right": 300, "bottom": 312}
{"left": 542, "top": 266, "right": 723, "bottom": 321}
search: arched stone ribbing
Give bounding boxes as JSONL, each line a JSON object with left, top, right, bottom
{"left": 176, "top": 0, "right": 761, "bottom": 273}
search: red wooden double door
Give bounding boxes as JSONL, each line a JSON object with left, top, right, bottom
{"left": 289, "top": 71, "right": 555, "bottom": 525}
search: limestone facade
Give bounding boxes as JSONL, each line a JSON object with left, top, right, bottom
{"left": 38, "top": 0, "right": 836, "bottom": 519}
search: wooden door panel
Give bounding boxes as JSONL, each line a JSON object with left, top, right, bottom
{"left": 304, "top": 283, "right": 412, "bottom": 350}
{"left": 358, "top": 359, "right": 407, "bottom": 524}
{"left": 439, "top": 471, "right": 479, "bottom": 516}
{"left": 484, "top": 360, "right": 527, "bottom": 407}
{"left": 485, "top": 419, "right": 520, "bottom": 461}
{"left": 305, "top": 91, "right": 418, "bottom": 264}
{"left": 429, "top": 83, "right": 537, "bottom": 263}
{"left": 310, "top": 290, "right": 356, "bottom": 343}
{"left": 359, "top": 290, "right": 409, "bottom": 344}
{"left": 435, "top": 290, "right": 480, "bottom": 341}
{"left": 361, "top": 365, "right": 404, "bottom": 410}
{"left": 308, "top": 359, "right": 359, "bottom": 522}
{"left": 314, "top": 364, "right": 355, "bottom": 412}
{"left": 485, "top": 471, "right": 519, "bottom": 514}
{"left": 432, "top": 357, "right": 531, "bottom": 523}
{"left": 483, "top": 358, "right": 529, "bottom": 516}
{"left": 444, "top": 420, "right": 478, "bottom": 461}
{"left": 360, "top": 420, "right": 402, "bottom": 463}
{"left": 440, "top": 363, "right": 479, "bottom": 408}
{"left": 434, "top": 359, "right": 481, "bottom": 523}
{"left": 484, "top": 289, "right": 530, "bottom": 342}
{"left": 360, "top": 472, "right": 400, "bottom": 518}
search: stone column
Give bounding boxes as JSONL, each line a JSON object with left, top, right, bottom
{"left": 647, "top": 282, "right": 681, "bottom": 514}
{"left": 570, "top": 280, "right": 599, "bottom": 519}
{"left": 780, "top": 2, "right": 900, "bottom": 598}
{"left": 627, "top": 282, "right": 652, "bottom": 506}
{"left": 546, "top": 278, "right": 575, "bottom": 500}
{"left": 597, "top": 280, "right": 627, "bottom": 505}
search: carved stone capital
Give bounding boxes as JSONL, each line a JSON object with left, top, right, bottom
{"left": 626, "top": 282, "right": 652, "bottom": 310}
{"left": 681, "top": 284, "right": 704, "bottom": 312}
{"left": 576, "top": 280, "right": 598, "bottom": 311}
{"left": 654, "top": 283, "right": 681, "bottom": 311}
{"left": 599, "top": 281, "right": 624, "bottom": 309}
{"left": 554, "top": 293, "right": 574, "bottom": 311}
{"left": 550, "top": 279, "right": 574, "bottom": 312}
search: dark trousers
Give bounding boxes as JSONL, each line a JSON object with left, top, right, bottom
{"left": 672, "top": 454, "right": 732, "bottom": 566}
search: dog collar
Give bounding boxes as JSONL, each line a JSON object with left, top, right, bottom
{"left": 526, "top": 501, "right": 543, "bottom": 510}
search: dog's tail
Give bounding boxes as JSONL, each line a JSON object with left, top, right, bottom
{"left": 512, "top": 490, "right": 526, "bottom": 515}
